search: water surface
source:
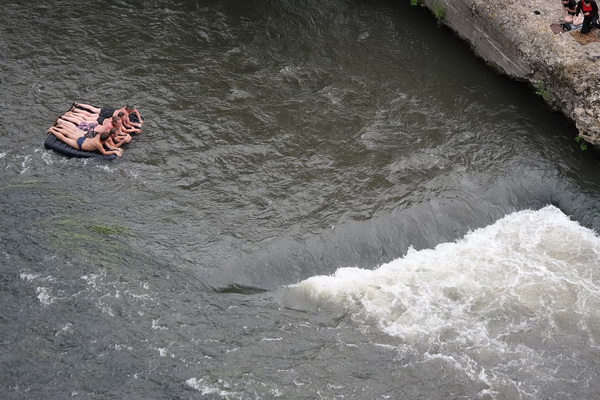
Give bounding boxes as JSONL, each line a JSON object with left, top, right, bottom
{"left": 1, "top": 1, "right": 599, "bottom": 399}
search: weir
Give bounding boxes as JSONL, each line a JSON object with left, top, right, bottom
{"left": 420, "top": 0, "right": 600, "bottom": 148}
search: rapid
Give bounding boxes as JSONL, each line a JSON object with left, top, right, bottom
{"left": 1, "top": 1, "right": 599, "bottom": 399}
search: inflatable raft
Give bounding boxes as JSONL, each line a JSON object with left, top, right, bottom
{"left": 44, "top": 133, "right": 117, "bottom": 160}
{"left": 44, "top": 103, "right": 143, "bottom": 160}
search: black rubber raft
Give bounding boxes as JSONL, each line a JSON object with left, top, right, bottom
{"left": 43, "top": 110, "right": 142, "bottom": 160}
{"left": 44, "top": 133, "right": 117, "bottom": 161}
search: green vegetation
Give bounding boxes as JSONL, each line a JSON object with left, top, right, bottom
{"left": 433, "top": 4, "right": 446, "bottom": 22}
{"left": 39, "top": 215, "right": 133, "bottom": 266}
{"left": 534, "top": 80, "right": 550, "bottom": 101}
{"left": 89, "top": 224, "right": 131, "bottom": 235}
{"left": 409, "top": 1, "right": 445, "bottom": 24}
{"left": 575, "top": 136, "right": 588, "bottom": 151}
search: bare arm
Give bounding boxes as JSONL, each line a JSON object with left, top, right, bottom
{"left": 96, "top": 142, "right": 123, "bottom": 156}
{"left": 120, "top": 125, "right": 142, "bottom": 135}
{"left": 132, "top": 109, "right": 143, "bottom": 126}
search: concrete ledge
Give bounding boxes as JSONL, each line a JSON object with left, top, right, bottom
{"left": 421, "top": 0, "right": 600, "bottom": 147}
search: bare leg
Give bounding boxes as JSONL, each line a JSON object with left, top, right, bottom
{"left": 64, "top": 112, "right": 97, "bottom": 123}
{"left": 51, "top": 130, "right": 80, "bottom": 149}
{"left": 67, "top": 109, "right": 97, "bottom": 120}
{"left": 53, "top": 122, "right": 86, "bottom": 138}
{"left": 48, "top": 126, "right": 75, "bottom": 138}
{"left": 62, "top": 112, "right": 96, "bottom": 124}
{"left": 59, "top": 115, "right": 81, "bottom": 126}
{"left": 74, "top": 102, "right": 101, "bottom": 114}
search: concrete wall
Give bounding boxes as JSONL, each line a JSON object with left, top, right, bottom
{"left": 420, "top": 0, "right": 600, "bottom": 147}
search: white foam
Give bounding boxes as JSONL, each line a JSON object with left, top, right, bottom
{"left": 286, "top": 206, "right": 600, "bottom": 394}
{"left": 186, "top": 377, "right": 242, "bottom": 397}
{"left": 55, "top": 323, "right": 73, "bottom": 336}
{"left": 20, "top": 272, "right": 40, "bottom": 282}
{"left": 152, "top": 318, "right": 168, "bottom": 330}
{"left": 292, "top": 206, "right": 599, "bottom": 335}
{"left": 36, "top": 287, "right": 54, "bottom": 305}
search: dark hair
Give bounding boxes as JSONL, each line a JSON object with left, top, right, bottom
{"left": 109, "top": 128, "right": 118, "bottom": 135}
{"left": 118, "top": 112, "right": 125, "bottom": 117}
{"left": 112, "top": 116, "right": 121, "bottom": 124}
{"left": 100, "top": 132, "right": 110, "bottom": 142}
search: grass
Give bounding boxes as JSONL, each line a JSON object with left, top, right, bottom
{"left": 575, "top": 135, "right": 588, "bottom": 151}
{"left": 534, "top": 80, "right": 550, "bottom": 101}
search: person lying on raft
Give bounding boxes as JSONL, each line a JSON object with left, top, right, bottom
{"left": 49, "top": 122, "right": 124, "bottom": 155}
{"left": 47, "top": 126, "right": 123, "bottom": 157}
{"left": 115, "top": 111, "right": 142, "bottom": 134}
{"left": 49, "top": 120, "right": 113, "bottom": 141}
{"left": 72, "top": 102, "right": 143, "bottom": 129}
{"left": 107, "top": 128, "right": 132, "bottom": 148}
{"left": 50, "top": 120, "right": 127, "bottom": 146}
{"left": 58, "top": 114, "right": 136, "bottom": 137}
{"left": 66, "top": 107, "right": 142, "bottom": 133}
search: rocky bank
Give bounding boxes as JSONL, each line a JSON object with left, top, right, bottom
{"left": 422, "top": 0, "right": 600, "bottom": 148}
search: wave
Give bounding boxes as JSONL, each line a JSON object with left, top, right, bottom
{"left": 281, "top": 205, "right": 600, "bottom": 397}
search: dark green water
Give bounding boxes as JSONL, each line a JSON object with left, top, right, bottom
{"left": 1, "top": 1, "right": 599, "bottom": 399}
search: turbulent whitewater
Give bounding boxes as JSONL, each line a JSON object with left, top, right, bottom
{"left": 285, "top": 206, "right": 600, "bottom": 398}
{"left": 2, "top": 1, "right": 600, "bottom": 399}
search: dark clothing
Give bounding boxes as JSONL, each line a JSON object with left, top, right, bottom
{"left": 97, "top": 108, "right": 116, "bottom": 125}
{"left": 577, "top": 0, "right": 600, "bottom": 33}
{"left": 576, "top": 0, "right": 598, "bottom": 14}
{"left": 83, "top": 128, "right": 97, "bottom": 139}
{"left": 564, "top": 0, "right": 577, "bottom": 14}
{"left": 99, "top": 108, "right": 116, "bottom": 118}
{"left": 76, "top": 136, "right": 86, "bottom": 150}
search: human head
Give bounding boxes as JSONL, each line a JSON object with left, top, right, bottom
{"left": 126, "top": 102, "right": 136, "bottom": 110}
{"left": 100, "top": 132, "right": 110, "bottom": 142}
{"left": 118, "top": 112, "right": 125, "bottom": 118}
{"left": 111, "top": 116, "right": 122, "bottom": 126}
{"left": 109, "top": 128, "right": 118, "bottom": 136}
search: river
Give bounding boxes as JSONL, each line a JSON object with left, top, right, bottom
{"left": 1, "top": 0, "right": 599, "bottom": 399}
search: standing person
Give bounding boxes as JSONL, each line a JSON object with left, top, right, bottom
{"left": 576, "top": 0, "right": 599, "bottom": 33}
{"left": 562, "top": 0, "right": 578, "bottom": 23}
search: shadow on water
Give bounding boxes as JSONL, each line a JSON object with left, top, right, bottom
{"left": 213, "top": 284, "right": 269, "bottom": 295}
